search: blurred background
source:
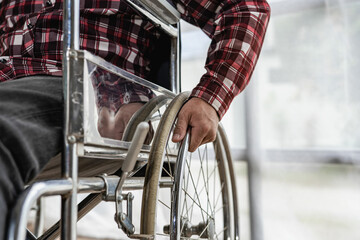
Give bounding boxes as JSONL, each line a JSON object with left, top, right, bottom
{"left": 181, "top": 0, "right": 360, "bottom": 239}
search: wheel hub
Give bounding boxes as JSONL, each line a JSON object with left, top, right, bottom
{"left": 163, "top": 218, "right": 215, "bottom": 239}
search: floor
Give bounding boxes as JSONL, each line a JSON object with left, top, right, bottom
{"left": 29, "top": 161, "right": 360, "bottom": 240}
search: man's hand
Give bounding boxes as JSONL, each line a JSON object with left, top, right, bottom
{"left": 172, "top": 97, "right": 219, "bottom": 152}
{"left": 97, "top": 103, "right": 144, "bottom": 140}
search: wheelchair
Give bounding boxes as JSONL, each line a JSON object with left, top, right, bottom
{"left": 7, "top": 0, "right": 239, "bottom": 239}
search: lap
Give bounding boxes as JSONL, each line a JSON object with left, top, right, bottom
{"left": 0, "top": 75, "right": 64, "bottom": 239}
{"left": 0, "top": 75, "right": 63, "bottom": 184}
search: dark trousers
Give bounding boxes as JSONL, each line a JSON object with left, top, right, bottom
{"left": 0, "top": 76, "right": 63, "bottom": 239}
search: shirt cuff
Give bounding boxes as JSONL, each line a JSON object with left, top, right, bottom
{"left": 190, "top": 76, "right": 233, "bottom": 120}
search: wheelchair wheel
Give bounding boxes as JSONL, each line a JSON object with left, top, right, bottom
{"left": 122, "top": 95, "right": 172, "bottom": 143}
{"left": 140, "top": 92, "right": 239, "bottom": 239}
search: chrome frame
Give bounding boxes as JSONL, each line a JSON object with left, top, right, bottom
{"left": 83, "top": 50, "right": 176, "bottom": 148}
{"left": 124, "top": 0, "right": 181, "bottom": 93}
{"left": 7, "top": 0, "right": 182, "bottom": 239}
{"left": 169, "top": 133, "right": 189, "bottom": 239}
{"left": 62, "top": 0, "right": 81, "bottom": 238}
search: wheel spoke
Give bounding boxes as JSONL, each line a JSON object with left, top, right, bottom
{"left": 214, "top": 182, "right": 225, "bottom": 212}
{"left": 188, "top": 154, "right": 203, "bottom": 221}
{"left": 159, "top": 199, "right": 171, "bottom": 210}
{"left": 182, "top": 188, "right": 213, "bottom": 219}
{"left": 198, "top": 219, "right": 212, "bottom": 239}
{"left": 206, "top": 145, "right": 210, "bottom": 218}
{"left": 185, "top": 158, "right": 206, "bottom": 223}
{"left": 161, "top": 165, "right": 174, "bottom": 180}
{"left": 215, "top": 204, "right": 227, "bottom": 214}
{"left": 198, "top": 145, "right": 214, "bottom": 215}
{"left": 182, "top": 162, "right": 218, "bottom": 221}
{"left": 165, "top": 138, "right": 173, "bottom": 178}
{"left": 181, "top": 151, "right": 193, "bottom": 222}
{"left": 215, "top": 226, "right": 228, "bottom": 239}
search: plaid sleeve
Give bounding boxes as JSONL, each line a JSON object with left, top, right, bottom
{"left": 175, "top": 0, "right": 270, "bottom": 119}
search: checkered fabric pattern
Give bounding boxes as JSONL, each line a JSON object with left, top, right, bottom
{"left": 0, "top": 0, "right": 270, "bottom": 118}
{"left": 90, "top": 66, "right": 155, "bottom": 111}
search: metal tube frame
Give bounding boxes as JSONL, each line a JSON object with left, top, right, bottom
{"left": 7, "top": 0, "right": 182, "bottom": 239}
{"left": 7, "top": 175, "right": 164, "bottom": 240}
{"left": 33, "top": 198, "right": 44, "bottom": 237}
{"left": 37, "top": 176, "right": 174, "bottom": 240}
{"left": 125, "top": 0, "right": 181, "bottom": 93}
{"left": 62, "top": 0, "right": 182, "bottom": 236}
{"left": 62, "top": 0, "right": 81, "bottom": 238}
{"left": 7, "top": 179, "right": 73, "bottom": 240}
{"left": 170, "top": 29, "right": 181, "bottom": 94}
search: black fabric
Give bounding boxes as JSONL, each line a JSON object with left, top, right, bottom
{"left": 148, "top": 33, "right": 172, "bottom": 90}
{"left": 0, "top": 76, "right": 63, "bottom": 239}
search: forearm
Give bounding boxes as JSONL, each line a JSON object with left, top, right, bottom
{"left": 176, "top": 0, "right": 270, "bottom": 119}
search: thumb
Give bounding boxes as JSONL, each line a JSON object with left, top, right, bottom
{"left": 172, "top": 110, "right": 189, "bottom": 143}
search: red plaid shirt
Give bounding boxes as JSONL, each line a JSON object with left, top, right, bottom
{"left": 0, "top": 0, "right": 270, "bottom": 119}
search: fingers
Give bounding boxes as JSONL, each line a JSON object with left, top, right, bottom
{"left": 97, "top": 107, "right": 116, "bottom": 139}
{"left": 172, "top": 111, "right": 189, "bottom": 143}
{"left": 172, "top": 98, "right": 219, "bottom": 152}
{"left": 188, "top": 122, "right": 217, "bottom": 152}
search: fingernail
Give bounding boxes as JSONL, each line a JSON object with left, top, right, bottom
{"left": 173, "top": 134, "right": 180, "bottom": 141}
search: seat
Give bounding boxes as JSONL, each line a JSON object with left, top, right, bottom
{"left": 7, "top": 0, "right": 239, "bottom": 239}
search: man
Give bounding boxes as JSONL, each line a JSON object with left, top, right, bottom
{"left": 0, "top": 0, "right": 270, "bottom": 238}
